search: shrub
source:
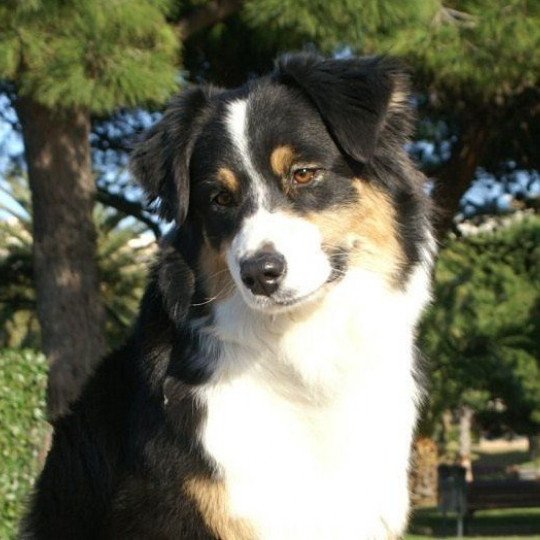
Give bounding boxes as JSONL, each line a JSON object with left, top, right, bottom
{"left": 0, "top": 349, "right": 48, "bottom": 539}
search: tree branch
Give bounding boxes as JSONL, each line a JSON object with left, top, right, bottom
{"left": 177, "top": 0, "right": 243, "bottom": 41}
{"left": 96, "top": 188, "right": 161, "bottom": 239}
{"left": 431, "top": 120, "right": 491, "bottom": 241}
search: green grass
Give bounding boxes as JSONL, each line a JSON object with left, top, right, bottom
{"left": 407, "top": 537, "right": 540, "bottom": 540}
{"left": 475, "top": 449, "right": 531, "bottom": 468}
{"left": 0, "top": 349, "right": 49, "bottom": 540}
{"left": 408, "top": 506, "right": 540, "bottom": 538}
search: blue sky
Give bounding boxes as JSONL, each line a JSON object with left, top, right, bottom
{"left": 0, "top": 95, "right": 25, "bottom": 218}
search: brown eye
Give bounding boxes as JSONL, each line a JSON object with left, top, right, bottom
{"left": 213, "top": 191, "right": 234, "bottom": 207}
{"left": 292, "top": 167, "right": 319, "bottom": 185}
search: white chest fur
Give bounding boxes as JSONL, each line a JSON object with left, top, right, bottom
{"left": 197, "top": 266, "right": 430, "bottom": 539}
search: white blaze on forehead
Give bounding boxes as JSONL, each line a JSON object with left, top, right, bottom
{"left": 225, "top": 99, "right": 268, "bottom": 208}
{"left": 227, "top": 209, "right": 332, "bottom": 304}
{"left": 225, "top": 99, "right": 250, "bottom": 158}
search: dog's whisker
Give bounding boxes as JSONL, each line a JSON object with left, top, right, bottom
{"left": 190, "top": 297, "right": 219, "bottom": 307}
{"left": 204, "top": 268, "right": 230, "bottom": 280}
{"left": 190, "top": 282, "right": 236, "bottom": 307}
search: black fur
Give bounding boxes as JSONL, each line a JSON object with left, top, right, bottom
{"left": 130, "top": 87, "right": 217, "bottom": 223}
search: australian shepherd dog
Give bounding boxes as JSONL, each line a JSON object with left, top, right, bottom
{"left": 23, "top": 53, "right": 434, "bottom": 539}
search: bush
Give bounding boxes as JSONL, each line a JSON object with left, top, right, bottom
{"left": 0, "top": 349, "right": 48, "bottom": 539}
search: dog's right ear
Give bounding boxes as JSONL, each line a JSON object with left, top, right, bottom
{"left": 130, "top": 87, "right": 211, "bottom": 224}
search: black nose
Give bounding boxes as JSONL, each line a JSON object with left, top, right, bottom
{"left": 240, "top": 251, "right": 286, "bottom": 297}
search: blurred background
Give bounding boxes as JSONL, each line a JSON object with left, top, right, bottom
{"left": 0, "top": 1, "right": 539, "bottom": 538}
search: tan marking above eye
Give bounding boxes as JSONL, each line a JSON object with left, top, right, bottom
{"left": 217, "top": 167, "right": 239, "bottom": 193}
{"left": 270, "top": 145, "right": 296, "bottom": 177}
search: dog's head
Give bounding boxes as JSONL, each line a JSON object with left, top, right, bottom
{"left": 131, "top": 54, "right": 429, "bottom": 313}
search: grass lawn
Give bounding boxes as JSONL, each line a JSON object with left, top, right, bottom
{"left": 474, "top": 447, "right": 540, "bottom": 478}
{"left": 407, "top": 506, "right": 540, "bottom": 539}
{"left": 407, "top": 537, "right": 540, "bottom": 540}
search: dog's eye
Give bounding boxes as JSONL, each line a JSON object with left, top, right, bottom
{"left": 292, "top": 167, "right": 320, "bottom": 185}
{"left": 212, "top": 191, "right": 235, "bottom": 207}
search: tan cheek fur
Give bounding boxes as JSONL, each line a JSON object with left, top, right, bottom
{"left": 184, "top": 478, "right": 256, "bottom": 540}
{"left": 198, "top": 243, "right": 236, "bottom": 301}
{"left": 307, "top": 180, "right": 404, "bottom": 282}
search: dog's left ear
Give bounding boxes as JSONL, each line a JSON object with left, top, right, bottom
{"left": 130, "top": 86, "right": 214, "bottom": 224}
{"left": 275, "top": 53, "right": 409, "bottom": 163}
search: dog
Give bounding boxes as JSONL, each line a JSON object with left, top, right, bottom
{"left": 23, "top": 53, "right": 434, "bottom": 539}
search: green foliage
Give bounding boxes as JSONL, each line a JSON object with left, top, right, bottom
{"left": 0, "top": 177, "right": 37, "bottom": 349}
{"left": 0, "top": 175, "right": 152, "bottom": 349}
{"left": 95, "top": 206, "right": 154, "bottom": 348}
{"left": 184, "top": 2, "right": 436, "bottom": 87}
{"left": 387, "top": 1, "right": 540, "bottom": 102}
{"left": 242, "top": 0, "right": 438, "bottom": 58}
{"left": 4, "top": 0, "right": 535, "bottom": 109}
{"left": 0, "top": 349, "right": 48, "bottom": 540}
{"left": 240, "top": 0, "right": 540, "bottom": 104}
{"left": 420, "top": 214, "right": 540, "bottom": 436}
{"left": 0, "top": 0, "right": 179, "bottom": 111}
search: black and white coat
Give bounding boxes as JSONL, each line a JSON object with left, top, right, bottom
{"left": 23, "top": 53, "right": 435, "bottom": 540}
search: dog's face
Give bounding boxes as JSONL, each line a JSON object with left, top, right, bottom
{"left": 132, "top": 54, "right": 429, "bottom": 313}
{"left": 190, "top": 87, "right": 361, "bottom": 312}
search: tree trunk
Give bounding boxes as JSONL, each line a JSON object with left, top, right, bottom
{"left": 432, "top": 121, "right": 491, "bottom": 241}
{"left": 441, "top": 409, "right": 453, "bottom": 447}
{"left": 15, "top": 97, "right": 106, "bottom": 420}
{"left": 529, "top": 434, "right": 540, "bottom": 461}
{"left": 177, "top": 0, "right": 243, "bottom": 40}
{"left": 459, "top": 405, "right": 474, "bottom": 481}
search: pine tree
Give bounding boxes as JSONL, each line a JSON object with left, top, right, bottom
{"left": 0, "top": 0, "right": 178, "bottom": 417}
{"left": 420, "top": 214, "right": 540, "bottom": 457}
{"left": 403, "top": 0, "right": 540, "bottom": 236}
